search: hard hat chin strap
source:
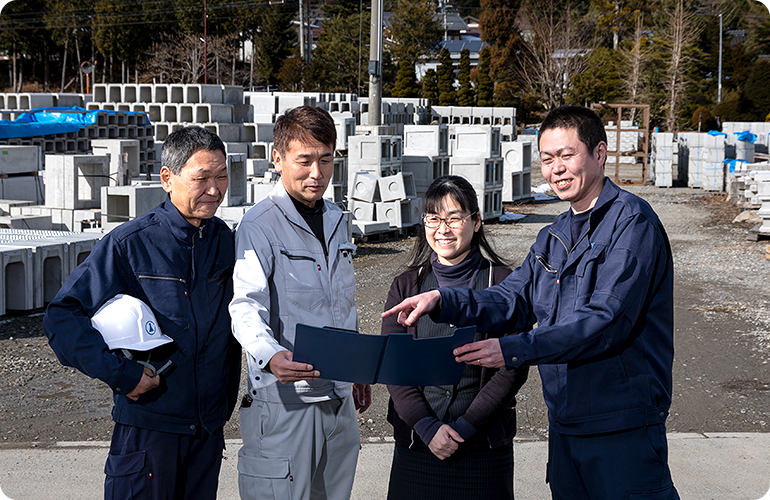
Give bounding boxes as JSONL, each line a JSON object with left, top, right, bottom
{"left": 121, "top": 349, "right": 174, "bottom": 378}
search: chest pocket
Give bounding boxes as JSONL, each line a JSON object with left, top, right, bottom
{"left": 574, "top": 243, "right": 607, "bottom": 279}
{"left": 532, "top": 253, "right": 562, "bottom": 323}
{"left": 136, "top": 274, "right": 188, "bottom": 323}
{"left": 281, "top": 249, "right": 325, "bottom": 311}
{"left": 333, "top": 242, "right": 356, "bottom": 305}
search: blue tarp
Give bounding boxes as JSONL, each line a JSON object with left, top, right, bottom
{"left": 0, "top": 107, "right": 150, "bottom": 140}
{"left": 723, "top": 158, "right": 748, "bottom": 174}
{"left": 707, "top": 130, "right": 727, "bottom": 136}
{"left": 734, "top": 130, "right": 757, "bottom": 143}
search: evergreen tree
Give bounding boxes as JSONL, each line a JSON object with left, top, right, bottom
{"left": 456, "top": 48, "right": 475, "bottom": 106}
{"left": 252, "top": 2, "right": 295, "bottom": 88}
{"left": 421, "top": 68, "right": 439, "bottom": 105}
{"left": 389, "top": 0, "right": 443, "bottom": 68}
{"left": 311, "top": 12, "right": 370, "bottom": 93}
{"left": 436, "top": 48, "right": 456, "bottom": 105}
{"left": 476, "top": 46, "right": 494, "bottom": 107}
{"left": 391, "top": 60, "right": 420, "bottom": 98}
{"left": 744, "top": 59, "right": 770, "bottom": 120}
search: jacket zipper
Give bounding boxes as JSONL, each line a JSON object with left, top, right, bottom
{"left": 136, "top": 275, "right": 188, "bottom": 284}
{"left": 280, "top": 249, "right": 321, "bottom": 271}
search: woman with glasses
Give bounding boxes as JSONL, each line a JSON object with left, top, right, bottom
{"left": 381, "top": 175, "right": 529, "bottom": 500}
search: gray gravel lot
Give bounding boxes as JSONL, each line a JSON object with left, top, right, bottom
{"left": 1, "top": 183, "right": 769, "bottom": 448}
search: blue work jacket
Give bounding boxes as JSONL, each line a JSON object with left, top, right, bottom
{"left": 44, "top": 199, "right": 241, "bottom": 435}
{"left": 437, "top": 179, "right": 674, "bottom": 435}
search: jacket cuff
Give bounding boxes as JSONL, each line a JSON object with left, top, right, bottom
{"left": 413, "top": 416, "right": 443, "bottom": 445}
{"left": 500, "top": 334, "right": 526, "bottom": 368}
{"left": 110, "top": 360, "right": 145, "bottom": 396}
{"left": 450, "top": 417, "right": 478, "bottom": 441}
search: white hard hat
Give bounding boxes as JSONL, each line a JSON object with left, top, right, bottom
{"left": 91, "top": 294, "right": 173, "bottom": 351}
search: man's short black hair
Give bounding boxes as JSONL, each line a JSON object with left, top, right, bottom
{"left": 161, "top": 126, "right": 226, "bottom": 175}
{"left": 539, "top": 105, "right": 607, "bottom": 156}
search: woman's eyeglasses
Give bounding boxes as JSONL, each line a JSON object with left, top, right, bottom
{"left": 422, "top": 212, "right": 477, "bottom": 229}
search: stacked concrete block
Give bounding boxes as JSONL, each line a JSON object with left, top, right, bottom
{"left": 90, "top": 139, "right": 140, "bottom": 186}
{"left": 403, "top": 125, "right": 449, "bottom": 157}
{"left": 651, "top": 133, "right": 676, "bottom": 187}
{"left": 0, "top": 238, "right": 68, "bottom": 308}
{"left": 754, "top": 172, "right": 770, "bottom": 237}
{"left": 359, "top": 98, "right": 427, "bottom": 134}
{"left": 723, "top": 122, "right": 770, "bottom": 155}
{"left": 678, "top": 133, "right": 726, "bottom": 190}
{"left": 402, "top": 155, "right": 449, "bottom": 199}
{"left": 0, "top": 146, "right": 44, "bottom": 205}
{"left": 430, "top": 107, "right": 516, "bottom": 141}
{"left": 45, "top": 154, "right": 110, "bottom": 209}
{"left": 223, "top": 153, "right": 247, "bottom": 207}
{"left": 501, "top": 141, "right": 532, "bottom": 202}
{"left": 450, "top": 125, "right": 502, "bottom": 158}
{"left": 334, "top": 117, "right": 357, "bottom": 151}
{"left": 100, "top": 185, "right": 167, "bottom": 231}
{"left": 605, "top": 121, "right": 640, "bottom": 165}
{"left": 0, "top": 244, "right": 34, "bottom": 314}
{"left": 323, "top": 157, "right": 348, "bottom": 204}
{"left": 246, "top": 159, "right": 271, "bottom": 178}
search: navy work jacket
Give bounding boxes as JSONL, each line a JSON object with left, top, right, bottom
{"left": 437, "top": 179, "right": 674, "bottom": 435}
{"left": 44, "top": 199, "right": 241, "bottom": 435}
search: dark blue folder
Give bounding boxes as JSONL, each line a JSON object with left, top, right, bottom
{"left": 292, "top": 324, "right": 477, "bottom": 386}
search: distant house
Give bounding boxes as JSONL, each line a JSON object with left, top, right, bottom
{"left": 383, "top": 10, "right": 486, "bottom": 81}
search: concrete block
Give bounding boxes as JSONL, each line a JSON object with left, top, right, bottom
{"left": 0, "top": 214, "right": 52, "bottom": 230}
{"left": 246, "top": 94, "right": 279, "bottom": 114}
{"left": 378, "top": 173, "right": 415, "bottom": 202}
{"left": 100, "top": 185, "right": 167, "bottom": 230}
{"left": 224, "top": 142, "right": 249, "bottom": 156}
{"left": 376, "top": 199, "right": 414, "bottom": 228}
{"left": 233, "top": 105, "right": 253, "bottom": 123}
{"left": 162, "top": 104, "right": 178, "bottom": 122}
{"left": 351, "top": 220, "right": 390, "bottom": 236}
{"left": 450, "top": 125, "right": 502, "bottom": 158}
{"left": 0, "top": 145, "right": 41, "bottom": 174}
{"left": 502, "top": 141, "right": 532, "bottom": 173}
{"left": 0, "top": 239, "right": 68, "bottom": 308}
{"left": 241, "top": 123, "right": 274, "bottom": 143}
{"left": 253, "top": 113, "right": 277, "bottom": 124}
{"left": 0, "top": 245, "right": 31, "bottom": 313}
{"left": 67, "top": 236, "right": 99, "bottom": 269}
{"left": 0, "top": 200, "right": 35, "bottom": 216}
{"left": 1, "top": 175, "right": 44, "bottom": 204}
{"left": 249, "top": 142, "right": 271, "bottom": 160}
{"left": 349, "top": 199, "right": 376, "bottom": 221}
{"left": 333, "top": 157, "right": 347, "bottom": 188}
{"left": 203, "top": 123, "right": 241, "bottom": 143}
{"left": 247, "top": 180, "right": 276, "bottom": 204}
{"left": 20, "top": 93, "right": 55, "bottom": 110}
{"left": 323, "top": 183, "right": 344, "bottom": 203}
{"left": 91, "top": 139, "right": 141, "bottom": 185}
{"left": 449, "top": 156, "right": 498, "bottom": 190}
{"left": 44, "top": 154, "right": 110, "bottom": 209}
{"left": 479, "top": 187, "right": 503, "bottom": 220}
{"left": 348, "top": 135, "right": 402, "bottom": 166}
{"left": 221, "top": 86, "right": 244, "bottom": 105}
{"left": 334, "top": 117, "right": 357, "bottom": 151}
{"left": 349, "top": 172, "right": 381, "bottom": 202}
{"left": 503, "top": 171, "right": 523, "bottom": 202}
{"left": 195, "top": 103, "right": 233, "bottom": 123}
{"left": 246, "top": 159, "right": 270, "bottom": 178}
{"left": 403, "top": 125, "right": 449, "bottom": 156}
{"left": 223, "top": 153, "right": 248, "bottom": 207}
{"left": 185, "top": 84, "right": 223, "bottom": 104}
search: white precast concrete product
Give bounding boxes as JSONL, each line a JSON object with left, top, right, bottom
{"left": 348, "top": 199, "right": 376, "bottom": 221}
{"left": 323, "top": 183, "right": 344, "bottom": 204}
{"left": 348, "top": 135, "right": 403, "bottom": 167}
{"left": 246, "top": 159, "right": 270, "bottom": 178}
{"left": 223, "top": 142, "right": 249, "bottom": 156}
{"left": 195, "top": 103, "right": 233, "bottom": 123}
{"left": 0, "top": 175, "right": 44, "bottom": 204}
{"left": 502, "top": 141, "right": 532, "bottom": 174}
{"left": 184, "top": 84, "right": 223, "bottom": 104}
{"left": 223, "top": 153, "right": 247, "bottom": 207}
{"left": 334, "top": 117, "right": 356, "bottom": 151}
{"left": 245, "top": 93, "right": 279, "bottom": 114}
{"left": 100, "top": 185, "right": 167, "bottom": 231}
{"left": 221, "top": 85, "right": 244, "bottom": 105}
{"left": 449, "top": 156, "right": 503, "bottom": 191}
{"left": 91, "top": 139, "right": 141, "bottom": 185}
{"left": 44, "top": 154, "right": 110, "bottom": 210}
{"left": 349, "top": 172, "right": 381, "bottom": 203}
{"left": 0, "top": 145, "right": 41, "bottom": 174}
{"left": 376, "top": 199, "right": 414, "bottom": 228}
{"left": 333, "top": 157, "right": 348, "bottom": 190}
{"left": 503, "top": 171, "right": 523, "bottom": 203}
{"left": 0, "top": 238, "right": 68, "bottom": 308}
{"left": 241, "top": 123, "right": 274, "bottom": 143}
{"left": 0, "top": 200, "right": 35, "bottom": 216}
{"left": 403, "top": 125, "right": 449, "bottom": 156}
{"left": 377, "top": 173, "right": 412, "bottom": 202}
{"left": 19, "top": 93, "right": 55, "bottom": 109}
{"left": 479, "top": 186, "right": 503, "bottom": 221}
{"left": 351, "top": 220, "right": 390, "bottom": 236}
{"left": 0, "top": 244, "right": 34, "bottom": 314}
{"left": 203, "top": 123, "right": 241, "bottom": 143}
{"left": 450, "top": 125, "right": 501, "bottom": 158}
{"left": 246, "top": 180, "right": 277, "bottom": 204}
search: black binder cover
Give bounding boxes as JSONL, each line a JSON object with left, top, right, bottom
{"left": 293, "top": 324, "right": 477, "bottom": 386}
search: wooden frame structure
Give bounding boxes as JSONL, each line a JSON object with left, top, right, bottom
{"left": 591, "top": 103, "right": 650, "bottom": 185}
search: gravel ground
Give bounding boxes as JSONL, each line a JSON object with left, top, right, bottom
{"left": 1, "top": 183, "right": 769, "bottom": 449}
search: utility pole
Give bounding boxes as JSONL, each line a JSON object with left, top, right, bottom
{"left": 299, "top": 0, "right": 306, "bottom": 64}
{"left": 368, "top": 0, "right": 383, "bottom": 126}
{"left": 204, "top": 0, "right": 208, "bottom": 84}
{"left": 718, "top": 13, "right": 723, "bottom": 104}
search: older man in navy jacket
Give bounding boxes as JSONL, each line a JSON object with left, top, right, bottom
{"left": 44, "top": 126, "right": 241, "bottom": 500}
{"left": 384, "top": 106, "right": 679, "bottom": 499}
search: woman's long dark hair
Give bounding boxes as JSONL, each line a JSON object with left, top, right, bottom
{"left": 405, "top": 175, "right": 508, "bottom": 283}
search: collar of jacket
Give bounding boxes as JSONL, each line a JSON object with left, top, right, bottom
{"left": 551, "top": 177, "right": 621, "bottom": 242}
{"left": 159, "top": 196, "right": 209, "bottom": 245}
{"left": 269, "top": 181, "right": 343, "bottom": 245}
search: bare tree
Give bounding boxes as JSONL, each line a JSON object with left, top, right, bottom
{"left": 621, "top": 13, "right": 651, "bottom": 122}
{"left": 140, "top": 33, "right": 242, "bottom": 85}
{"left": 661, "top": 0, "right": 701, "bottom": 131}
{"left": 518, "top": 0, "right": 595, "bottom": 111}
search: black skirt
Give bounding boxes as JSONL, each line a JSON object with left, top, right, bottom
{"left": 386, "top": 440, "right": 514, "bottom": 500}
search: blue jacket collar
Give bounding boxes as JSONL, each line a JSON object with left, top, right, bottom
{"left": 158, "top": 196, "right": 207, "bottom": 245}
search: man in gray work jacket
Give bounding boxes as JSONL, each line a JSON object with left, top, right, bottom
{"left": 44, "top": 126, "right": 241, "bottom": 499}
{"left": 230, "top": 106, "right": 370, "bottom": 500}
{"left": 384, "top": 105, "right": 679, "bottom": 499}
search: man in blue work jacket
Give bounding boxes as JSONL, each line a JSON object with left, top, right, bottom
{"left": 44, "top": 126, "right": 241, "bottom": 499}
{"left": 384, "top": 105, "right": 679, "bottom": 499}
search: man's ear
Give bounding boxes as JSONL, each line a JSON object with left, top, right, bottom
{"left": 272, "top": 149, "right": 283, "bottom": 173}
{"left": 595, "top": 142, "right": 608, "bottom": 169}
{"left": 160, "top": 166, "right": 173, "bottom": 193}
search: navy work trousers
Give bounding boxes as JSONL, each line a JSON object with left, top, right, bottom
{"left": 546, "top": 424, "right": 680, "bottom": 500}
{"left": 104, "top": 423, "right": 225, "bottom": 500}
